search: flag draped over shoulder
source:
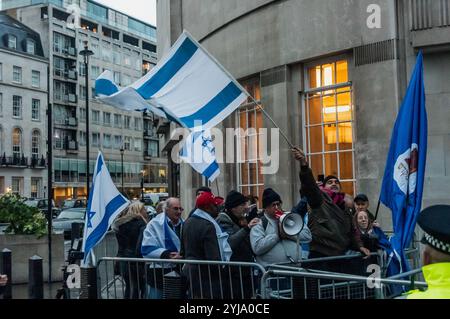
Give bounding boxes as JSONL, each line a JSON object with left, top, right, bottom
{"left": 380, "top": 51, "right": 427, "bottom": 276}
{"left": 82, "top": 152, "right": 129, "bottom": 265}
{"left": 96, "top": 30, "right": 248, "bottom": 131}
{"left": 179, "top": 129, "right": 220, "bottom": 182}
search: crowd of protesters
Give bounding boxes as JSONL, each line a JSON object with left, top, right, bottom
{"left": 111, "top": 146, "right": 394, "bottom": 299}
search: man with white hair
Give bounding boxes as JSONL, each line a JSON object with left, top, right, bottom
{"left": 141, "top": 197, "right": 184, "bottom": 299}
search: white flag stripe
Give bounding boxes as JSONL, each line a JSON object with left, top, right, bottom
{"left": 147, "top": 49, "right": 235, "bottom": 118}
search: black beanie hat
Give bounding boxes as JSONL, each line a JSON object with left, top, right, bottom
{"left": 225, "top": 190, "right": 247, "bottom": 210}
{"left": 323, "top": 175, "right": 340, "bottom": 186}
{"left": 262, "top": 188, "right": 282, "bottom": 208}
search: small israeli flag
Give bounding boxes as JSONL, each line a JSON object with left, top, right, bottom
{"left": 82, "top": 152, "right": 129, "bottom": 265}
{"left": 179, "top": 129, "right": 220, "bottom": 182}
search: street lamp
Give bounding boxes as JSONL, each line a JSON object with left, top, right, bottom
{"left": 120, "top": 148, "right": 124, "bottom": 194}
{"left": 79, "top": 41, "right": 94, "bottom": 198}
{"left": 141, "top": 170, "right": 145, "bottom": 202}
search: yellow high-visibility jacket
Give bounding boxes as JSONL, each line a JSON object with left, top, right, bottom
{"left": 407, "top": 263, "right": 450, "bottom": 299}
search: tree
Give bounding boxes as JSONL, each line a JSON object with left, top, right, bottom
{"left": 0, "top": 194, "right": 47, "bottom": 238}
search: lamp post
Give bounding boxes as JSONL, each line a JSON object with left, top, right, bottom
{"left": 79, "top": 41, "right": 94, "bottom": 198}
{"left": 120, "top": 148, "right": 124, "bottom": 194}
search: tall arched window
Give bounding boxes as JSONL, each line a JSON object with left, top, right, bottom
{"left": 12, "top": 128, "right": 22, "bottom": 160}
{"left": 32, "top": 130, "right": 41, "bottom": 159}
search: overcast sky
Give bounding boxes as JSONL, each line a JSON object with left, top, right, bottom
{"left": 95, "top": 0, "right": 157, "bottom": 26}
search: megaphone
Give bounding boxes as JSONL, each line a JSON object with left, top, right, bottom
{"left": 276, "top": 211, "right": 304, "bottom": 236}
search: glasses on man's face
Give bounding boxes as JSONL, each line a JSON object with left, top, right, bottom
{"left": 172, "top": 207, "right": 184, "bottom": 212}
{"left": 271, "top": 202, "right": 282, "bottom": 208}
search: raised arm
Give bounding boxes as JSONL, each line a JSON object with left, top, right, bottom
{"left": 292, "top": 147, "right": 323, "bottom": 209}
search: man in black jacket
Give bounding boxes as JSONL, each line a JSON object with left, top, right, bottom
{"left": 217, "top": 190, "right": 260, "bottom": 298}
{"left": 181, "top": 191, "right": 230, "bottom": 299}
{"left": 292, "top": 147, "right": 361, "bottom": 274}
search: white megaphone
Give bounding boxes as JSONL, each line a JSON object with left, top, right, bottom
{"left": 277, "top": 211, "right": 305, "bottom": 236}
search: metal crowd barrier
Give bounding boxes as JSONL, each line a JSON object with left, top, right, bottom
{"left": 260, "top": 268, "right": 427, "bottom": 299}
{"left": 96, "top": 257, "right": 265, "bottom": 299}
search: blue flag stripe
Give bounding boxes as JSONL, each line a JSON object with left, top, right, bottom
{"left": 203, "top": 161, "right": 219, "bottom": 179}
{"left": 96, "top": 78, "right": 119, "bottom": 96}
{"left": 136, "top": 37, "right": 198, "bottom": 99}
{"left": 180, "top": 82, "right": 242, "bottom": 128}
{"left": 163, "top": 220, "right": 178, "bottom": 252}
{"left": 83, "top": 194, "right": 127, "bottom": 262}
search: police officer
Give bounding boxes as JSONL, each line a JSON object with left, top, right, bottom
{"left": 406, "top": 205, "right": 450, "bottom": 299}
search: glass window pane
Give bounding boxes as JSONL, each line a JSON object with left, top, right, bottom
{"left": 340, "top": 181, "right": 354, "bottom": 197}
{"left": 336, "top": 60, "right": 348, "bottom": 84}
{"left": 324, "top": 153, "right": 338, "bottom": 177}
{"left": 338, "top": 122, "right": 353, "bottom": 150}
{"left": 308, "top": 126, "right": 323, "bottom": 153}
{"left": 309, "top": 66, "right": 321, "bottom": 89}
{"left": 240, "top": 163, "right": 249, "bottom": 186}
{"left": 309, "top": 154, "right": 323, "bottom": 178}
{"left": 322, "top": 63, "right": 335, "bottom": 87}
{"left": 308, "top": 95, "right": 322, "bottom": 125}
{"left": 322, "top": 94, "right": 337, "bottom": 123}
{"left": 324, "top": 124, "right": 338, "bottom": 152}
{"left": 339, "top": 152, "right": 354, "bottom": 180}
{"left": 337, "top": 92, "right": 352, "bottom": 122}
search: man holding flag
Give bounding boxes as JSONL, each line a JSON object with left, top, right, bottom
{"left": 379, "top": 51, "right": 427, "bottom": 279}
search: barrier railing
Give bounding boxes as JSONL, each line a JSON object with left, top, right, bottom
{"left": 96, "top": 257, "right": 265, "bottom": 299}
{"left": 260, "top": 268, "right": 427, "bottom": 299}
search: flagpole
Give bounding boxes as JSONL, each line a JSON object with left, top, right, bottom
{"left": 374, "top": 198, "right": 381, "bottom": 221}
{"left": 184, "top": 30, "right": 295, "bottom": 149}
{"left": 215, "top": 180, "right": 220, "bottom": 197}
{"left": 249, "top": 96, "right": 295, "bottom": 149}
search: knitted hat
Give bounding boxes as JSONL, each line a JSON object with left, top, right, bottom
{"left": 323, "top": 175, "right": 340, "bottom": 186}
{"left": 225, "top": 190, "right": 247, "bottom": 210}
{"left": 262, "top": 188, "right": 282, "bottom": 208}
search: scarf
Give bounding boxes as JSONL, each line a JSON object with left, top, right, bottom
{"left": 141, "top": 213, "right": 183, "bottom": 259}
{"left": 320, "top": 187, "right": 346, "bottom": 210}
{"left": 192, "top": 209, "right": 233, "bottom": 262}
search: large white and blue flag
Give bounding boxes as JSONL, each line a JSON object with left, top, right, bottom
{"left": 82, "top": 152, "right": 129, "bottom": 265}
{"left": 96, "top": 30, "right": 248, "bottom": 130}
{"left": 380, "top": 51, "right": 427, "bottom": 277}
{"left": 179, "top": 129, "right": 220, "bottom": 182}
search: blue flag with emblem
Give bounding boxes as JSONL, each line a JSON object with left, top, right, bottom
{"left": 380, "top": 51, "right": 427, "bottom": 277}
{"left": 82, "top": 152, "right": 129, "bottom": 265}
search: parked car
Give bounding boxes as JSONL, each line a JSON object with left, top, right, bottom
{"left": 61, "top": 198, "right": 87, "bottom": 210}
{"left": 52, "top": 207, "right": 86, "bottom": 239}
{"left": 24, "top": 198, "right": 60, "bottom": 218}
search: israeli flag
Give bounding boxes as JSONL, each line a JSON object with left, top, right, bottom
{"left": 179, "top": 129, "right": 220, "bottom": 182}
{"left": 82, "top": 152, "right": 129, "bottom": 265}
{"left": 96, "top": 30, "right": 248, "bottom": 130}
{"left": 95, "top": 70, "right": 168, "bottom": 119}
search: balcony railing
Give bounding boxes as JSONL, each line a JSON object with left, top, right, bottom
{"left": 0, "top": 155, "right": 28, "bottom": 167}
{"left": 64, "top": 138, "right": 79, "bottom": 151}
{"left": 53, "top": 69, "right": 78, "bottom": 81}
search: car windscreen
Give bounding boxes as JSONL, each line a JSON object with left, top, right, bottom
{"left": 62, "top": 200, "right": 76, "bottom": 209}
{"left": 57, "top": 210, "right": 85, "bottom": 219}
{"left": 24, "top": 200, "right": 38, "bottom": 207}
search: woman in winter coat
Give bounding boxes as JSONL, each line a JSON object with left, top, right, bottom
{"left": 112, "top": 201, "right": 149, "bottom": 299}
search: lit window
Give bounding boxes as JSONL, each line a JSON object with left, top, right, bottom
{"left": 304, "top": 59, "right": 355, "bottom": 195}
{"left": 12, "top": 128, "right": 22, "bottom": 158}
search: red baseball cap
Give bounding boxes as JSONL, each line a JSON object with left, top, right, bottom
{"left": 196, "top": 192, "right": 224, "bottom": 208}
